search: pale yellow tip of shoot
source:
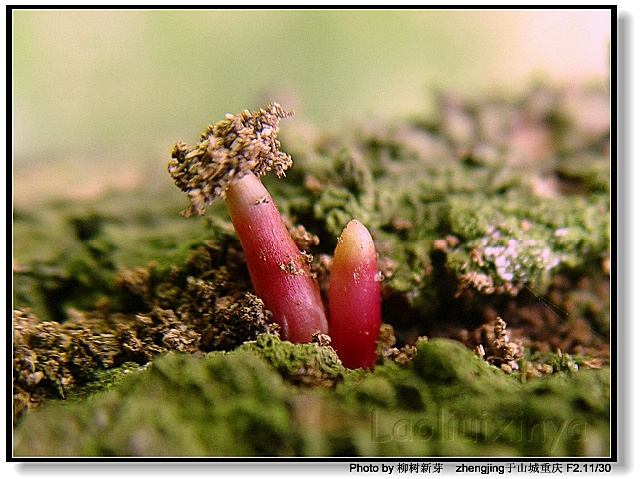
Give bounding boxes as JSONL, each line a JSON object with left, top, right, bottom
{"left": 335, "top": 219, "right": 375, "bottom": 264}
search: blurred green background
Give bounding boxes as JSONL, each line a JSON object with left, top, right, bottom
{"left": 12, "top": 9, "right": 610, "bottom": 206}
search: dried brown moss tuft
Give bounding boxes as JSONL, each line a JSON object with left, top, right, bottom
{"left": 474, "top": 317, "right": 524, "bottom": 373}
{"left": 168, "top": 103, "right": 293, "bottom": 217}
{"left": 13, "top": 240, "right": 281, "bottom": 421}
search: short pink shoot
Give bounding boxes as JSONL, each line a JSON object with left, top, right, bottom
{"left": 329, "top": 219, "right": 381, "bottom": 369}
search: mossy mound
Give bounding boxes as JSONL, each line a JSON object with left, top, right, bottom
{"left": 13, "top": 336, "right": 609, "bottom": 457}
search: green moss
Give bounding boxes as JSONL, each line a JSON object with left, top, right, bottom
{"left": 66, "top": 362, "right": 149, "bottom": 400}
{"left": 303, "top": 148, "right": 609, "bottom": 298}
{"left": 14, "top": 349, "right": 297, "bottom": 456}
{"left": 413, "top": 338, "right": 505, "bottom": 385}
{"left": 443, "top": 192, "right": 609, "bottom": 294}
{"left": 239, "top": 334, "right": 346, "bottom": 387}
{"left": 13, "top": 82, "right": 610, "bottom": 457}
{"left": 13, "top": 337, "right": 609, "bottom": 457}
{"left": 13, "top": 191, "right": 220, "bottom": 322}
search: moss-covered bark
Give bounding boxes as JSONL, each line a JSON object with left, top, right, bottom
{"left": 12, "top": 81, "right": 610, "bottom": 456}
